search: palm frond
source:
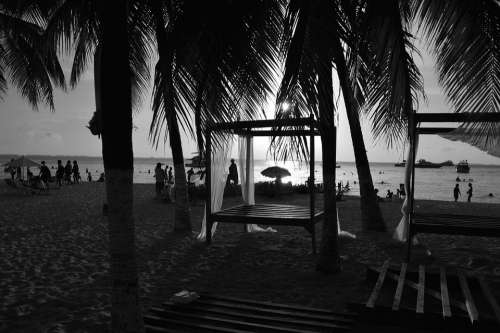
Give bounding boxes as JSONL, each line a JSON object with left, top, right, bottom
{"left": 416, "top": 0, "right": 500, "bottom": 143}
{"left": 360, "top": 0, "right": 425, "bottom": 147}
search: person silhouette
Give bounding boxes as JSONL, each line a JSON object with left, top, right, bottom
{"left": 227, "top": 159, "right": 238, "bottom": 185}
{"left": 453, "top": 184, "right": 461, "bottom": 202}
{"left": 466, "top": 183, "right": 473, "bottom": 202}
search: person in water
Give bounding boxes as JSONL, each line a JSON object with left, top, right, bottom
{"left": 466, "top": 183, "right": 473, "bottom": 202}
{"left": 453, "top": 184, "right": 461, "bottom": 202}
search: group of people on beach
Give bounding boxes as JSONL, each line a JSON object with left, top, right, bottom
{"left": 54, "top": 160, "right": 81, "bottom": 186}
{"left": 154, "top": 163, "right": 174, "bottom": 199}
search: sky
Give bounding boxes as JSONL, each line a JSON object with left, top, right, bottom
{"left": 1, "top": 39, "right": 499, "bottom": 165}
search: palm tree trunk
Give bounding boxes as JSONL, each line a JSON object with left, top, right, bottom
{"left": 151, "top": 0, "right": 191, "bottom": 233}
{"left": 168, "top": 115, "right": 192, "bottom": 233}
{"left": 98, "top": 0, "right": 143, "bottom": 332}
{"left": 332, "top": 38, "right": 386, "bottom": 232}
{"left": 316, "top": 65, "right": 341, "bottom": 274}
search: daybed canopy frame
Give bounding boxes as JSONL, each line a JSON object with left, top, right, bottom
{"left": 406, "top": 112, "right": 500, "bottom": 261}
{"left": 205, "top": 115, "right": 326, "bottom": 253}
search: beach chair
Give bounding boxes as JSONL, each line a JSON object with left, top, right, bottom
{"left": 145, "top": 292, "right": 357, "bottom": 332}
{"left": 350, "top": 260, "right": 500, "bottom": 332}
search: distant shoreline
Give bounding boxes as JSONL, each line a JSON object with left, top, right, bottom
{"left": 2, "top": 154, "right": 500, "bottom": 166}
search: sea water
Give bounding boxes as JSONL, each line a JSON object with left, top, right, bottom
{"left": 3, "top": 156, "right": 500, "bottom": 203}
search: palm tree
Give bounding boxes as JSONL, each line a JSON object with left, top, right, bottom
{"left": 96, "top": 1, "right": 144, "bottom": 331}
{"left": 276, "top": 0, "right": 386, "bottom": 238}
{"left": 148, "top": 0, "right": 283, "bottom": 233}
{"left": 45, "top": 1, "right": 152, "bottom": 331}
{"left": 0, "top": 0, "right": 65, "bottom": 109}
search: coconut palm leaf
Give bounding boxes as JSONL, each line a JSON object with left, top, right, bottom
{"left": 415, "top": 0, "right": 500, "bottom": 144}
{"left": 0, "top": 6, "right": 65, "bottom": 109}
{"left": 359, "top": 0, "right": 425, "bottom": 148}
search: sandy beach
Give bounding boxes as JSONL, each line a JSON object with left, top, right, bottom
{"left": 1, "top": 181, "right": 500, "bottom": 332}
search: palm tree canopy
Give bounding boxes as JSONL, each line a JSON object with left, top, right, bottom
{"left": 0, "top": 0, "right": 65, "bottom": 110}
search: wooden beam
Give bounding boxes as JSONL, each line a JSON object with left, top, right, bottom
{"left": 366, "top": 260, "right": 390, "bottom": 308}
{"left": 417, "top": 127, "right": 458, "bottom": 135}
{"left": 440, "top": 267, "right": 452, "bottom": 318}
{"left": 415, "top": 112, "right": 500, "bottom": 123}
{"left": 416, "top": 265, "right": 425, "bottom": 314}
{"left": 478, "top": 277, "right": 500, "bottom": 324}
{"left": 392, "top": 263, "right": 407, "bottom": 311}
{"left": 234, "top": 130, "right": 321, "bottom": 137}
{"left": 458, "top": 272, "right": 479, "bottom": 323}
{"left": 210, "top": 118, "right": 318, "bottom": 131}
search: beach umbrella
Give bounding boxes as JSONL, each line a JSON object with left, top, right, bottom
{"left": 5, "top": 156, "right": 41, "bottom": 168}
{"left": 261, "top": 166, "right": 291, "bottom": 179}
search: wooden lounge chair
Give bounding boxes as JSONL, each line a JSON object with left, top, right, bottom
{"left": 145, "top": 293, "right": 357, "bottom": 332}
{"left": 350, "top": 260, "right": 500, "bottom": 332}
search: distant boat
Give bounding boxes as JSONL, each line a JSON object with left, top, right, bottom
{"left": 394, "top": 160, "right": 406, "bottom": 167}
{"left": 439, "top": 160, "right": 454, "bottom": 166}
{"left": 456, "top": 160, "right": 470, "bottom": 173}
{"left": 415, "top": 159, "right": 442, "bottom": 168}
{"left": 336, "top": 164, "right": 341, "bottom": 168}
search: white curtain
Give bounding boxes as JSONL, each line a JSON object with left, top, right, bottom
{"left": 393, "top": 136, "right": 419, "bottom": 243}
{"left": 197, "top": 138, "right": 233, "bottom": 241}
{"left": 238, "top": 135, "right": 276, "bottom": 233}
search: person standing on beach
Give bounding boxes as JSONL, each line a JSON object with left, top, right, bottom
{"left": 227, "top": 159, "right": 238, "bottom": 185}
{"left": 72, "top": 160, "right": 80, "bottom": 184}
{"left": 168, "top": 167, "right": 173, "bottom": 184}
{"left": 154, "top": 163, "right": 165, "bottom": 197}
{"left": 467, "top": 183, "right": 473, "bottom": 202}
{"left": 64, "top": 160, "right": 72, "bottom": 184}
{"left": 56, "top": 160, "right": 64, "bottom": 187}
{"left": 39, "top": 161, "right": 51, "bottom": 187}
{"left": 453, "top": 184, "right": 461, "bottom": 202}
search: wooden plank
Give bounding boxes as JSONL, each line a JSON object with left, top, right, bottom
{"left": 233, "top": 130, "right": 321, "bottom": 136}
{"left": 370, "top": 266, "right": 469, "bottom": 313}
{"left": 199, "top": 294, "right": 355, "bottom": 318}
{"left": 417, "top": 127, "right": 457, "bottom": 134}
{"left": 416, "top": 265, "right": 425, "bottom": 314}
{"left": 458, "top": 272, "right": 479, "bottom": 323}
{"left": 415, "top": 112, "right": 500, "bottom": 123}
{"left": 478, "top": 277, "right": 500, "bottom": 324}
{"left": 149, "top": 308, "right": 321, "bottom": 333}
{"left": 440, "top": 267, "right": 452, "bottom": 318}
{"left": 209, "top": 118, "right": 317, "bottom": 131}
{"left": 392, "top": 262, "right": 407, "bottom": 311}
{"left": 366, "top": 260, "right": 390, "bottom": 308}
{"left": 158, "top": 304, "right": 351, "bottom": 330}
{"left": 185, "top": 299, "right": 346, "bottom": 323}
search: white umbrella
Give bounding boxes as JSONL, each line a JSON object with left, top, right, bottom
{"left": 4, "top": 156, "right": 41, "bottom": 168}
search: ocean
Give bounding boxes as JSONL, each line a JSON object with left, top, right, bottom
{"left": 2, "top": 155, "right": 500, "bottom": 203}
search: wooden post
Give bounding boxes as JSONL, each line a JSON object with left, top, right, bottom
{"left": 406, "top": 112, "right": 417, "bottom": 261}
{"left": 206, "top": 129, "right": 212, "bottom": 244}
{"left": 244, "top": 135, "right": 251, "bottom": 232}
{"left": 309, "top": 114, "right": 316, "bottom": 254}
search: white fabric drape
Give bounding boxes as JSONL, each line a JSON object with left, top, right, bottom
{"left": 393, "top": 136, "right": 419, "bottom": 243}
{"left": 337, "top": 208, "right": 356, "bottom": 239}
{"left": 197, "top": 139, "right": 233, "bottom": 241}
{"left": 238, "top": 135, "right": 276, "bottom": 233}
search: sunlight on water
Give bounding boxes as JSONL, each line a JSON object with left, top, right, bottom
{"left": 4, "top": 157, "right": 500, "bottom": 203}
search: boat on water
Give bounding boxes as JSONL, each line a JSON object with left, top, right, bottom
{"left": 456, "top": 160, "right": 470, "bottom": 173}
{"left": 394, "top": 160, "right": 406, "bottom": 167}
{"left": 439, "top": 160, "right": 454, "bottom": 166}
{"left": 336, "top": 164, "right": 341, "bottom": 168}
{"left": 185, "top": 153, "right": 205, "bottom": 168}
{"left": 415, "top": 159, "right": 442, "bottom": 168}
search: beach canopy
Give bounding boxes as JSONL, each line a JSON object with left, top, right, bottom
{"left": 4, "top": 156, "right": 41, "bottom": 168}
{"left": 260, "top": 166, "right": 291, "bottom": 179}
{"left": 439, "top": 125, "right": 500, "bottom": 158}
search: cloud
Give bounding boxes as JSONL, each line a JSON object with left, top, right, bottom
{"left": 27, "top": 130, "right": 63, "bottom": 143}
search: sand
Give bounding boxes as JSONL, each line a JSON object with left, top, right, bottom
{"left": 1, "top": 181, "right": 500, "bottom": 332}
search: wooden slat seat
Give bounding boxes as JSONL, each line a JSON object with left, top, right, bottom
{"left": 412, "top": 213, "right": 500, "bottom": 237}
{"left": 212, "top": 204, "right": 324, "bottom": 226}
{"left": 146, "top": 293, "right": 355, "bottom": 332}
